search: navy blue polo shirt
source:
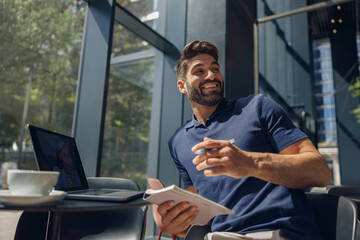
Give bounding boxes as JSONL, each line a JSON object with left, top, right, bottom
{"left": 168, "top": 94, "right": 322, "bottom": 240}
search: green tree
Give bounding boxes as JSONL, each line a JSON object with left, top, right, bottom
{"left": 349, "top": 76, "right": 360, "bottom": 123}
{"left": 0, "top": 0, "right": 85, "bottom": 167}
{"left": 101, "top": 0, "right": 155, "bottom": 190}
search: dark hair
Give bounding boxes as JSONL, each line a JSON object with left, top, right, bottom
{"left": 174, "top": 40, "right": 219, "bottom": 81}
{"left": 54, "top": 141, "right": 67, "bottom": 169}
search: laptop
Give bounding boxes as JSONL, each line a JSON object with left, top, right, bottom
{"left": 27, "top": 124, "right": 144, "bottom": 202}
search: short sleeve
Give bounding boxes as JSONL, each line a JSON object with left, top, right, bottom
{"left": 258, "top": 95, "right": 307, "bottom": 152}
{"left": 168, "top": 139, "right": 193, "bottom": 188}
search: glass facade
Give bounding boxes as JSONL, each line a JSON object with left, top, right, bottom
{"left": 313, "top": 40, "right": 337, "bottom": 146}
{"left": 257, "top": 0, "right": 360, "bottom": 185}
{"left": 117, "top": 0, "right": 161, "bottom": 35}
{"left": 100, "top": 2, "right": 160, "bottom": 191}
{"left": 101, "top": 34, "right": 155, "bottom": 190}
{"left": 257, "top": 7, "right": 316, "bottom": 142}
{"left": 0, "top": 1, "right": 85, "bottom": 177}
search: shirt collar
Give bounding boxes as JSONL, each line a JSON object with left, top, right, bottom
{"left": 184, "top": 98, "right": 231, "bottom": 130}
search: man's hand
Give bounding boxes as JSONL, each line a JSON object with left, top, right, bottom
{"left": 156, "top": 200, "right": 198, "bottom": 237}
{"left": 192, "top": 137, "right": 256, "bottom": 178}
{"left": 191, "top": 137, "right": 331, "bottom": 189}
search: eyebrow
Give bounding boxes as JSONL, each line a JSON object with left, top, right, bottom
{"left": 190, "top": 61, "right": 220, "bottom": 72}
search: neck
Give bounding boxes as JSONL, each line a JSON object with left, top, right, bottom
{"left": 190, "top": 102, "right": 220, "bottom": 125}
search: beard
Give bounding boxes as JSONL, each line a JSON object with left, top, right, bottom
{"left": 186, "top": 79, "right": 224, "bottom": 106}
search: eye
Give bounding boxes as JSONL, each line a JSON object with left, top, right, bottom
{"left": 212, "top": 67, "right": 219, "bottom": 72}
{"left": 194, "top": 69, "right": 204, "bottom": 75}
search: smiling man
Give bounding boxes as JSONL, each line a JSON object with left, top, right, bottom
{"left": 154, "top": 40, "right": 331, "bottom": 240}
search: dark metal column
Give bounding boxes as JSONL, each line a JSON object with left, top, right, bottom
{"left": 72, "top": 0, "right": 116, "bottom": 177}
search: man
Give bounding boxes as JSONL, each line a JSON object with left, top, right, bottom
{"left": 54, "top": 142, "right": 81, "bottom": 189}
{"left": 155, "top": 40, "right": 331, "bottom": 239}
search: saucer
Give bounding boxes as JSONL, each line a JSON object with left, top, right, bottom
{"left": 0, "top": 190, "right": 67, "bottom": 207}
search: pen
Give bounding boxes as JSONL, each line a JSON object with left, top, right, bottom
{"left": 195, "top": 139, "right": 236, "bottom": 155}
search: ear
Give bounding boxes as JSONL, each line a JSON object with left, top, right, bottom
{"left": 177, "top": 80, "right": 187, "bottom": 94}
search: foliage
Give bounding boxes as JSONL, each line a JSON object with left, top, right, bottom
{"left": 100, "top": 0, "right": 155, "bottom": 190}
{"left": 0, "top": 0, "right": 85, "bottom": 164}
{"left": 113, "top": 0, "right": 153, "bottom": 57}
{"left": 349, "top": 76, "right": 360, "bottom": 123}
{"left": 0, "top": 111, "right": 18, "bottom": 148}
{"left": 1, "top": 0, "right": 155, "bottom": 189}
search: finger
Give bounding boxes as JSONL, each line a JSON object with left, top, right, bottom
{"left": 204, "top": 166, "right": 226, "bottom": 177}
{"left": 191, "top": 138, "right": 217, "bottom": 153}
{"left": 161, "top": 202, "right": 190, "bottom": 225}
{"left": 172, "top": 207, "right": 199, "bottom": 233}
{"left": 171, "top": 206, "right": 198, "bottom": 227}
{"left": 195, "top": 157, "right": 223, "bottom": 171}
{"left": 192, "top": 150, "right": 221, "bottom": 165}
{"left": 157, "top": 200, "right": 175, "bottom": 216}
{"left": 192, "top": 139, "right": 233, "bottom": 153}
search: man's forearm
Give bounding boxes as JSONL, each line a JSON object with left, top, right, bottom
{"left": 253, "top": 151, "right": 331, "bottom": 189}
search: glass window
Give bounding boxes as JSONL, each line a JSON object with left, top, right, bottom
{"left": 0, "top": 1, "right": 85, "bottom": 172}
{"left": 314, "top": 72, "right": 333, "bottom": 83}
{"left": 313, "top": 50, "right": 320, "bottom": 59}
{"left": 319, "top": 48, "right": 331, "bottom": 58}
{"left": 116, "top": 0, "right": 161, "bottom": 33}
{"left": 323, "top": 120, "right": 336, "bottom": 130}
{"left": 326, "top": 108, "right": 334, "bottom": 118}
{"left": 100, "top": 24, "right": 156, "bottom": 190}
{"left": 316, "top": 96, "right": 324, "bottom": 105}
{"left": 321, "top": 72, "right": 333, "bottom": 81}
{"left": 313, "top": 61, "right": 320, "bottom": 70}
{"left": 320, "top": 60, "right": 332, "bottom": 69}
{"left": 323, "top": 95, "right": 335, "bottom": 105}
{"left": 322, "top": 84, "right": 334, "bottom": 93}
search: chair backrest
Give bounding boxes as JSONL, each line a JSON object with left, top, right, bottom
{"left": 185, "top": 225, "right": 211, "bottom": 240}
{"left": 60, "top": 177, "right": 147, "bottom": 240}
{"left": 305, "top": 192, "right": 359, "bottom": 240}
{"left": 336, "top": 196, "right": 359, "bottom": 240}
{"left": 15, "top": 177, "right": 147, "bottom": 240}
{"left": 326, "top": 186, "right": 360, "bottom": 240}
{"left": 305, "top": 192, "right": 339, "bottom": 240}
{"left": 327, "top": 186, "right": 360, "bottom": 200}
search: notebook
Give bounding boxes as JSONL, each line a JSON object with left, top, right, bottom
{"left": 27, "top": 124, "right": 144, "bottom": 202}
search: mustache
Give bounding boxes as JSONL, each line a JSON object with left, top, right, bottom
{"left": 199, "top": 79, "right": 222, "bottom": 88}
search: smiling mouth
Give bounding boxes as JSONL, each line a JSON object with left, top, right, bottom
{"left": 202, "top": 84, "right": 219, "bottom": 89}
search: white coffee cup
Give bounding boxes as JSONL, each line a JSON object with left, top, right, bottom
{"left": 7, "top": 170, "right": 59, "bottom": 196}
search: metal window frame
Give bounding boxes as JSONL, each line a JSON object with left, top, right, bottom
{"left": 114, "top": 3, "right": 180, "bottom": 59}
{"left": 73, "top": 0, "right": 179, "bottom": 177}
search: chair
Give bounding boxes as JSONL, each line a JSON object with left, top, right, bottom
{"left": 327, "top": 186, "right": 360, "bottom": 199}
{"left": 184, "top": 193, "right": 360, "bottom": 240}
{"left": 325, "top": 186, "right": 360, "bottom": 240}
{"left": 184, "top": 225, "right": 211, "bottom": 240}
{"left": 307, "top": 192, "right": 360, "bottom": 240}
{"left": 14, "top": 177, "right": 147, "bottom": 240}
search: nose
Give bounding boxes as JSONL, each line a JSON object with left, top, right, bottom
{"left": 205, "top": 69, "right": 216, "bottom": 80}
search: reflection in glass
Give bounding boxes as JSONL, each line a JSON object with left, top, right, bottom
{"left": 101, "top": 25, "right": 155, "bottom": 190}
{"left": 256, "top": 1, "right": 360, "bottom": 184}
{"left": 312, "top": 40, "right": 337, "bottom": 146}
{"left": 116, "top": 0, "right": 160, "bottom": 32}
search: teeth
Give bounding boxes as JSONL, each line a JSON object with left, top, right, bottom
{"left": 203, "top": 84, "right": 217, "bottom": 89}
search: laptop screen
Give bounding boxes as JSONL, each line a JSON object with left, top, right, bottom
{"left": 28, "top": 124, "right": 89, "bottom": 191}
